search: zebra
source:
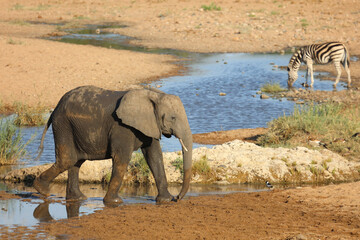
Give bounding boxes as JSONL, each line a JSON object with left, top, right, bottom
{"left": 287, "top": 42, "right": 351, "bottom": 88}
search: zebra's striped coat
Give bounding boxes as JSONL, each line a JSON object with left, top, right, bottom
{"left": 287, "top": 42, "right": 351, "bottom": 88}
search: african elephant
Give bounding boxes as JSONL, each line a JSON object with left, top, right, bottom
{"left": 33, "top": 86, "right": 193, "bottom": 205}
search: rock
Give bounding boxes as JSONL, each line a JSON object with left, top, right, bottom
{"left": 260, "top": 94, "right": 270, "bottom": 99}
{"left": 162, "top": 140, "right": 360, "bottom": 184}
{"left": 3, "top": 141, "right": 360, "bottom": 185}
{"left": 219, "top": 92, "right": 226, "bottom": 96}
{"left": 3, "top": 160, "right": 113, "bottom": 183}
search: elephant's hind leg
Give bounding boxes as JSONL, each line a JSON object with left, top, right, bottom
{"left": 33, "top": 143, "right": 76, "bottom": 198}
{"left": 33, "top": 162, "right": 67, "bottom": 197}
{"left": 66, "top": 160, "right": 87, "bottom": 201}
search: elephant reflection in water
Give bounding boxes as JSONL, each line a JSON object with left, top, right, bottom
{"left": 33, "top": 201, "right": 81, "bottom": 222}
{"left": 33, "top": 86, "right": 193, "bottom": 206}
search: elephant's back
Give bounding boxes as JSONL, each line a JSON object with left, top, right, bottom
{"left": 57, "top": 85, "right": 124, "bottom": 108}
{"left": 52, "top": 86, "right": 126, "bottom": 122}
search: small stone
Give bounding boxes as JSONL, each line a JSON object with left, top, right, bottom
{"left": 260, "top": 94, "right": 269, "bottom": 99}
{"left": 219, "top": 92, "right": 226, "bottom": 96}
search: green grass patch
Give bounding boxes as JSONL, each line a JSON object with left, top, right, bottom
{"left": 300, "top": 18, "right": 309, "bottom": 28}
{"left": 127, "top": 152, "right": 151, "bottom": 184}
{"left": 9, "top": 20, "right": 30, "bottom": 26}
{"left": 201, "top": 2, "right": 221, "bottom": 11}
{"left": 11, "top": 3, "right": 24, "bottom": 10}
{"left": 73, "top": 15, "right": 90, "bottom": 20}
{"left": 13, "top": 103, "right": 48, "bottom": 127}
{"left": 30, "top": 4, "right": 51, "bottom": 11}
{"left": 257, "top": 103, "right": 360, "bottom": 160}
{"left": 192, "top": 155, "right": 217, "bottom": 182}
{"left": 0, "top": 120, "right": 31, "bottom": 165}
{"left": 7, "top": 38, "right": 23, "bottom": 45}
{"left": 171, "top": 157, "right": 184, "bottom": 176}
{"left": 260, "top": 81, "right": 286, "bottom": 93}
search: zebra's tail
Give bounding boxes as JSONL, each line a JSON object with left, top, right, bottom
{"left": 35, "top": 113, "right": 53, "bottom": 161}
{"left": 344, "top": 45, "right": 350, "bottom": 68}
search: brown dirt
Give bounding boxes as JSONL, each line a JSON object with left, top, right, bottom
{"left": 1, "top": 0, "right": 360, "bottom": 239}
{"left": 193, "top": 127, "right": 267, "bottom": 145}
{"left": 0, "top": 191, "right": 21, "bottom": 200}
{"left": 6, "top": 182, "right": 360, "bottom": 239}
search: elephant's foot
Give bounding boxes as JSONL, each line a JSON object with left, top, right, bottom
{"left": 66, "top": 191, "right": 87, "bottom": 201}
{"left": 156, "top": 194, "right": 176, "bottom": 204}
{"left": 33, "top": 178, "right": 50, "bottom": 197}
{"left": 33, "top": 202, "right": 53, "bottom": 222}
{"left": 103, "top": 194, "right": 123, "bottom": 207}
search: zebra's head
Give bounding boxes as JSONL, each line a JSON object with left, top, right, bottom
{"left": 287, "top": 49, "right": 302, "bottom": 89}
{"left": 287, "top": 65, "right": 298, "bottom": 88}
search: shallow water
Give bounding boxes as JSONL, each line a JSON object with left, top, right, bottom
{"left": 0, "top": 181, "right": 269, "bottom": 228}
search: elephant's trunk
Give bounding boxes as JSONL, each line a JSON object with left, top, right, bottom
{"left": 177, "top": 132, "right": 192, "bottom": 200}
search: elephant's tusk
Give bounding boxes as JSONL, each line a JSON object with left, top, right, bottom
{"left": 179, "top": 139, "right": 188, "bottom": 152}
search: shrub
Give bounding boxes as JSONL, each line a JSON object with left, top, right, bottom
{"left": 171, "top": 157, "right": 184, "bottom": 176}
{"left": 192, "top": 155, "right": 217, "bottom": 183}
{"left": 127, "top": 152, "right": 151, "bottom": 184}
{"left": 258, "top": 103, "right": 360, "bottom": 160}
{"left": 0, "top": 120, "right": 30, "bottom": 165}
{"left": 13, "top": 103, "right": 48, "bottom": 127}
{"left": 260, "top": 81, "right": 286, "bottom": 93}
{"left": 201, "top": 3, "right": 221, "bottom": 11}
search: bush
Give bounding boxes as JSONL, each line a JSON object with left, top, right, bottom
{"left": 171, "top": 157, "right": 184, "bottom": 176}
{"left": 260, "top": 81, "right": 286, "bottom": 93}
{"left": 258, "top": 103, "right": 360, "bottom": 160}
{"left": 13, "top": 103, "right": 48, "bottom": 127}
{"left": 0, "top": 120, "right": 30, "bottom": 165}
{"left": 192, "top": 155, "right": 217, "bottom": 182}
{"left": 127, "top": 152, "right": 151, "bottom": 184}
{"left": 201, "top": 3, "right": 221, "bottom": 11}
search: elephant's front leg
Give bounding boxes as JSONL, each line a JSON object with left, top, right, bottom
{"left": 141, "top": 139, "right": 174, "bottom": 203}
{"left": 66, "top": 160, "right": 87, "bottom": 201}
{"left": 103, "top": 153, "right": 131, "bottom": 206}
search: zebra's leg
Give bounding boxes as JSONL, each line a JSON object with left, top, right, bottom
{"left": 334, "top": 61, "right": 342, "bottom": 88}
{"left": 344, "top": 61, "right": 351, "bottom": 88}
{"left": 308, "top": 62, "right": 314, "bottom": 88}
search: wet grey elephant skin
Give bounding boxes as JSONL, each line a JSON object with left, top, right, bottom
{"left": 33, "top": 86, "right": 193, "bottom": 205}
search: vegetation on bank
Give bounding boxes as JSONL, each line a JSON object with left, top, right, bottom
{"left": 13, "top": 103, "right": 48, "bottom": 127}
{"left": 201, "top": 3, "right": 221, "bottom": 11}
{"left": 260, "top": 81, "right": 287, "bottom": 93}
{"left": 257, "top": 102, "right": 360, "bottom": 160}
{"left": 0, "top": 102, "right": 46, "bottom": 165}
{"left": 0, "top": 120, "right": 30, "bottom": 165}
{"left": 103, "top": 152, "right": 151, "bottom": 185}
{"left": 0, "top": 102, "right": 49, "bottom": 127}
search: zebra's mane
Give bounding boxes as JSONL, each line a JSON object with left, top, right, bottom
{"left": 288, "top": 48, "right": 304, "bottom": 70}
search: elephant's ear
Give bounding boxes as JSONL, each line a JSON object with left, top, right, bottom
{"left": 116, "top": 89, "right": 161, "bottom": 139}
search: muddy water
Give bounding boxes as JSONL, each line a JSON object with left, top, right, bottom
{"left": 0, "top": 181, "right": 268, "bottom": 228}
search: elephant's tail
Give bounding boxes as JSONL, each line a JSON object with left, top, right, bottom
{"left": 35, "top": 114, "right": 52, "bottom": 161}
